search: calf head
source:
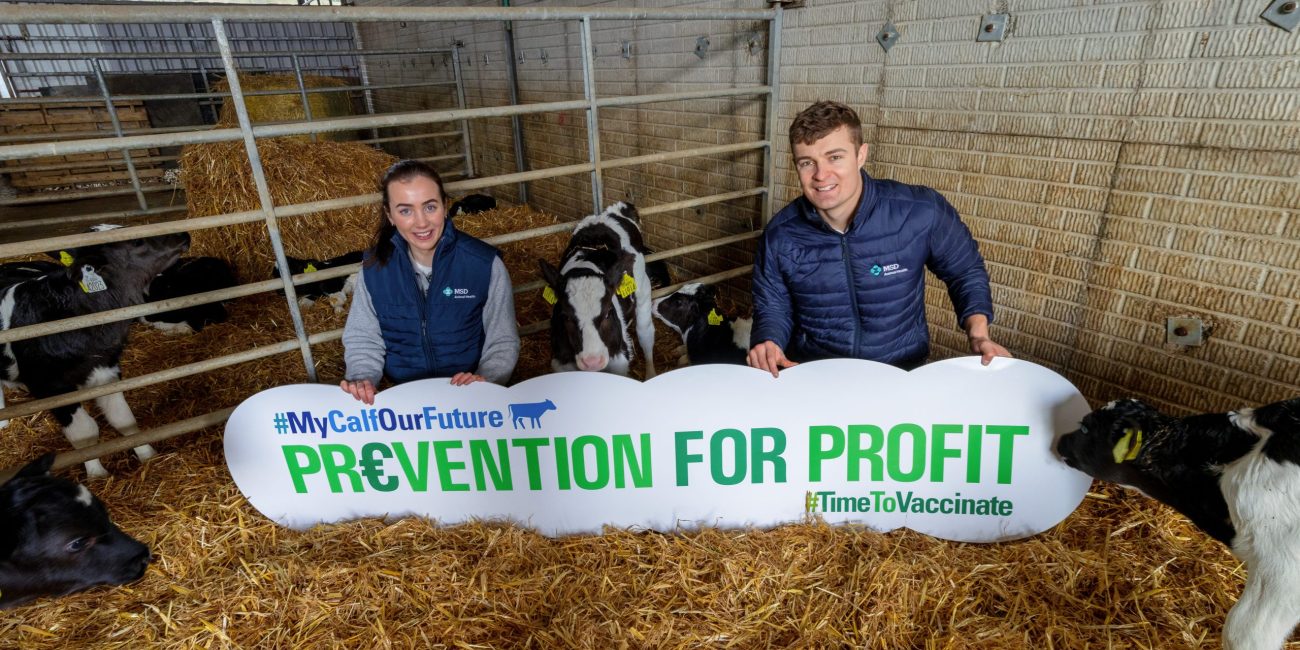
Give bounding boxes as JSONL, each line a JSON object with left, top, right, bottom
{"left": 652, "top": 283, "right": 715, "bottom": 341}
{"left": 1056, "top": 398, "right": 1258, "bottom": 546}
{"left": 0, "top": 454, "right": 151, "bottom": 609}
{"left": 57, "top": 228, "right": 190, "bottom": 297}
{"left": 1055, "top": 399, "right": 1172, "bottom": 490}
{"left": 539, "top": 248, "right": 633, "bottom": 374}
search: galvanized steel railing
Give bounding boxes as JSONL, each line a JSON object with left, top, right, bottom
{"left": 0, "top": 3, "right": 781, "bottom": 476}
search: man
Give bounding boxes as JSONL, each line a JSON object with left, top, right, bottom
{"left": 748, "top": 100, "right": 1010, "bottom": 377}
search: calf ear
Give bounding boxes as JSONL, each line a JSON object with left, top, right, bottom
{"left": 15, "top": 452, "right": 56, "bottom": 479}
{"left": 697, "top": 283, "right": 718, "bottom": 303}
{"left": 538, "top": 259, "right": 561, "bottom": 289}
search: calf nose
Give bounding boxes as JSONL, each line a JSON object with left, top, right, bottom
{"left": 1054, "top": 436, "right": 1076, "bottom": 467}
{"left": 577, "top": 354, "right": 607, "bottom": 371}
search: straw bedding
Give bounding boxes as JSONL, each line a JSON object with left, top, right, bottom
{"left": 177, "top": 137, "right": 397, "bottom": 283}
{"left": 0, "top": 205, "right": 1273, "bottom": 649}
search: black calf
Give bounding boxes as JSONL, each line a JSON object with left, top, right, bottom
{"left": 273, "top": 251, "right": 363, "bottom": 314}
{"left": 143, "top": 256, "right": 237, "bottom": 334}
{"left": 0, "top": 454, "right": 151, "bottom": 609}
{"left": 1, "top": 228, "right": 190, "bottom": 477}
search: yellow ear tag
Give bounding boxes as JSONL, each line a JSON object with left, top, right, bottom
{"left": 1112, "top": 428, "right": 1143, "bottom": 464}
{"left": 542, "top": 286, "right": 557, "bottom": 305}
{"left": 616, "top": 273, "right": 637, "bottom": 299}
{"left": 59, "top": 251, "right": 73, "bottom": 266}
{"left": 707, "top": 309, "right": 724, "bottom": 326}
{"left": 304, "top": 263, "right": 318, "bottom": 273}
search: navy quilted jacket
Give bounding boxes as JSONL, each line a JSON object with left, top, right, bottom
{"left": 751, "top": 171, "right": 993, "bottom": 367}
{"left": 363, "top": 224, "right": 498, "bottom": 383}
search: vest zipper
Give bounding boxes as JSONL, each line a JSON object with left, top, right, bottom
{"left": 413, "top": 266, "right": 435, "bottom": 373}
{"left": 841, "top": 234, "right": 862, "bottom": 356}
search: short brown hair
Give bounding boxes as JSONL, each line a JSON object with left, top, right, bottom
{"left": 789, "top": 100, "right": 862, "bottom": 150}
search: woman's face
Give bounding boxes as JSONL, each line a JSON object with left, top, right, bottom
{"left": 385, "top": 174, "right": 445, "bottom": 265}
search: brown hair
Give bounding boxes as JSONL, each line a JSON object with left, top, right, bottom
{"left": 366, "top": 159, "right": 445, "bottom": 268}
{"left": 788, "top": 100, "right": 863, "bottom": 151}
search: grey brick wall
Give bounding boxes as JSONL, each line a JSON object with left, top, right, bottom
{"left": 357, "top": 0, "right": 1299, "bottom": 414}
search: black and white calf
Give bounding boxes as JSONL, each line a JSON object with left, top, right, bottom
{"left": 652, "top": 283, "right": 752, "bottom": 366}
{"left": 538, "top": 202, "right": 656, "bottom": 378}
{"left": 142, "top": 256, "right": 237, "bottom": 334}
{"left": 447, "top": 193, "right": 497, "bottom": 219}
{"left": 0, "top": 453, "right": 151, "bottom": 609}
{"left": 273, "top": 251, "right": 363, "bottom": 314}
{"left": 1056, "top": 397, "right": 1300, "bottom": 650}
{"left": 1, "top": 229, "right": 190, "bottom": 477}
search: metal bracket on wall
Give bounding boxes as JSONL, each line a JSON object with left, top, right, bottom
{"left": 1261, "top": 0, "right": 1299, "bottom": 31}
{"left": 746, "top": 31, "right": 762, "bottom": 55}
{"left": 540, "top": 49, "right": 548, "bottom": 64}
{"left": 621, "top": 41, "right": 632, "bottom": 59}
{"left": 977, "top": 14, "right": 1008, "bottom": 42}
{"left": 876, "top": 22, "right": 899, "bottom": 51}
{"left": 1167, "top": 317, "right": 1206, "bottom": 347}
{"left": 695, "top": 36, "right": 710, "bottom": 59}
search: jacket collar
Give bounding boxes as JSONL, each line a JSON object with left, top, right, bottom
{"left": 797, "top": 169, "right": 877, "bottom": 234}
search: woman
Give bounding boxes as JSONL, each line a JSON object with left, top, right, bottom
{"left": 340, "top": 160, "right": 519, "bottom": 404}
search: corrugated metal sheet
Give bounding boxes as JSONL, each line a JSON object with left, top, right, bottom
{"left": 1, "top": 10, "right": 358, "bottom": 96}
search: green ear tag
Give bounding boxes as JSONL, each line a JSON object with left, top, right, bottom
{"left": 616, "top": 273, "right": 637, "bottom": 299}
{"left": 304, "top": 263, "right": 318, "bottom": 273}
{"left": 542, "top": 286, "right": 557, "bottom": 305}
{"left": 707, "top": 309, "right": 724, "bottom": 326}
{"left": 59, "top": 251, "right": 73, "bottom": 266}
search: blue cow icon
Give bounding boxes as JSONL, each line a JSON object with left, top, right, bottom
{"left": 508, "top": 399, "right": 557, "bottom": 429}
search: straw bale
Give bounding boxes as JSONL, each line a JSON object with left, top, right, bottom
{"left": 0, "top": 205, "right": 1275, "bottom": 649}
{"left": 178, "top": 137, "right": 396, "bottom": 283}
{"left": 212, "top": 74, "right": 353, "bottom": 141}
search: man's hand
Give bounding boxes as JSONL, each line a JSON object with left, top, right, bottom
{"left": 340, "top": 378, "right": 377, "bottom": 405}
{"left": 450, "top": 372, "right": 485, "bottom": 386}
{"left": 747, "top": 340, "right": 799, "bottom": 378}
{"left": 968, "top": 335, "right": 1012, "bottom": 366}
{"left": 964, "top": 314, "right": 1012, "bottom": 366}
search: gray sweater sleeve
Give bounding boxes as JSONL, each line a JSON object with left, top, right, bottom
{"left": 476, "top": 256, "right": 520, "bottom": 385}
{"left": 342, "top": 270, "right": 386, "bottom": 385}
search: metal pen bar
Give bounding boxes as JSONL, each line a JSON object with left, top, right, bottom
{"left": 0, "top": 276, "right": 283, "bottom": 347}
{"left": 212, "top": 17, "right": 318, "bottom": 382}
{"left": 764, "top": 7, "right": 783, "bottom": 224}
{"left": 0, "top": 46, "right": 449, "bottom": 62}
{"left": 0, "top": 185, "right": 173, "bottom": 206}
{"left": 0, "top": 205, "right": 185, "bottom": 232}
{"left": 654, "top": 265, "right": 754, "bottom": 297}
{"left": 357, "top": 130, "right": 460, "bottom": 146}
{"left": 90, "top": 57, "right": 148, "bottom": 212}
{"left": 290, "top": 54, "right": 317, "bottom": 143}
{"left": 644, "top": 231, "right": 762, "bottom": 264}
{"left": 0, "top": 337, "right": 301, "bottom": 422}
{"left": 1, "top": 87, "right": 770, "bottom": 160}
{"left": 638, "top": 187, "right": 767, "bottom": 217}
{"left": 451, "top": 45, "right": 473, "bottom": 179}
{"left": 0, "top": 328, "right": 348, "bottom": 478}
{"left": 579, "top": 17, "right": 603, "bottom": 212}
{"left": 2, "top": 153, "right": 176, "bottom": 174}
{"left": 4, "top": 5, "right": 776, "bottom": 24}
{"left": 599, "top": 141, "right": 765, "bottom": 172}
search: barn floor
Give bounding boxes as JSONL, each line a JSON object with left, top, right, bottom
{"left": 0, "top": 205, "right": 1284, "bottom": 649}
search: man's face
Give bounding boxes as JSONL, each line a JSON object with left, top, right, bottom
{"left": 793, "top": 125, "right": 869, "bottom": 225}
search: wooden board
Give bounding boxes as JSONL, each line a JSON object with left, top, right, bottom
{"left": 0, "top": 100, "right": 162, "bottom": 194}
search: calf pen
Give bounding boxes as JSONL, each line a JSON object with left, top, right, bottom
{"left": 1, "top": 2, "right": 1296, "bottom": 648}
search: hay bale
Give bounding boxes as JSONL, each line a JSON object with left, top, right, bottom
{"left": 178, "top": 137, "right": 396, "bottom": 282}
{"left": 213, "top": 74, "right": 353, "bottom": 141}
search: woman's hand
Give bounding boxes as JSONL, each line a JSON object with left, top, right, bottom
{"left": 450, "top": 372, "right": 485, "bottom": 386}
{"left": 340, "top": 378, "right": 377, "bottom": 405}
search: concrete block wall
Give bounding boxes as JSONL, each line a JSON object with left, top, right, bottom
{"left": 357, "top": 0, "right": 1298, "bottom": 414}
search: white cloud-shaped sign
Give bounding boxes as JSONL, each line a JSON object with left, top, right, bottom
{"left": 224, "top": 358, "right": 1093, "bottom": 542}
